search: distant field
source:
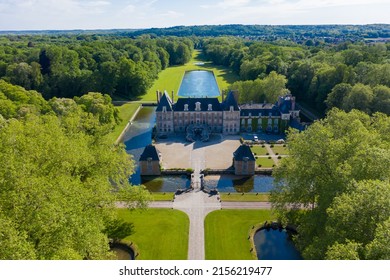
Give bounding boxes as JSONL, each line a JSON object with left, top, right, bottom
{"left": 205, "top": 209, "right": 274, "bottom": 260}
{"left": 117, "top": 208, "right": 189, "bottom": 260}
{"left": 140, "top": 50, "right": 239, "bottom": 101}
{"left": 107, "top": 102, "right": 140, "bottom": 143}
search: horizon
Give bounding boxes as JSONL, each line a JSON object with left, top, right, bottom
{"left": 0, "top": 0, "right": 390, "bottom": 31}
{"left": 1, "top": 22, "right": 390, "bottom": 33}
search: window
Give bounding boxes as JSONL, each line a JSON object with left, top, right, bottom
{"left": 184, "top": 104, "right": 189, "bottom": 111}
{"left": 195, "top": 102, "right": 201, "bottom": 111}
{"left": 162, "top": 106, "right": 166, "bottom": 112}
{"left": 230, "top": 106, "right": 234, "bottom": 112}
{"left": 208, "top": 104, "right": 212, "bottom": 111}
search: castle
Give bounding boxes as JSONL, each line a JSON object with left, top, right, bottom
{"left": 155, "top": 90, "right": 300, "bottom": 141}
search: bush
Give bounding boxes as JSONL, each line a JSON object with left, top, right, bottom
{"left": 261, "top": 144, "right": 265, "bottom": 147}
{"left": 283, "top": 144, "right": 286, "bottom": 147}
{"left": 270, "top": 144, "right": 274, "bottom": 148}
{"left": 278, "top": 156, "right": 282, "bottom": 159}
{"left": 240, "top": 137, "right": 244, "bottom": 144}
{"left": 275, "top": 152, "right": 279, "bottom": 155}
{"left": 268, "top": 156, "right": 271, "bottom": 159}
{"left": 258, "top": 164, "right": 262, "bottom": 167}
{"left": 266, "top": 152, "right": 269, "bottom": 155}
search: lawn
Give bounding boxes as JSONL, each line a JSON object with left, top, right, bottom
{"left": 139, "top": 50, "right": 239, "bottom": 101}
{"left": 205, "top": 209, "right": 275, "bottom": 260}
{"left": 116, "top": 208, "right": 189, "bottom": 260}
{"left": 250, "top": 145, "right": 268, "bottom": 156}
{"left": 107, "top": 102, "right": 140, "bottom": 143}
{"left": 151, "top": 192, "right": 175, "bottom": 201}
{"left": 270, "top": 144, "right": 289, "bottom": 155}
{"left": 220, "top": 193, "right": 270, "bottom": 202}
{"left": 255, "top": 157, "right": 276, "bottom": 168}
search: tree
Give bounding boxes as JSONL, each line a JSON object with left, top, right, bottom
{"left": 325, "top": 83, "right": 352, "bottom": 110}
{"left": 271, "top": 109, "right": 390, "bottom": 259}
{"left": 342, "top": 83, "right": 374, "bottom": 113}
{"left": 0, "top": 114, "right": 150, "bottom": 260}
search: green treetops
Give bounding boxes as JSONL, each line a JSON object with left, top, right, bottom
{"left": 271, "top": 108, "right": 390, "bottom": 260}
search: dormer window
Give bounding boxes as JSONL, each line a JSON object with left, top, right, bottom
{"left": 195, "top": 102, "right": 201, "bottom": 111}
{"left": 249, "top": 113, "right": 252, "bottom": 117}
{"left": 230, "top": 106, "right": 234, "bottom": 112}
{"left": 269, "top": 112, "right": 272, "bottom": 117}
{"left": 163, "top": 106, "right": 167, "bottom": 112}
{"left": 184, "top": 104, "right": 189, "bottom": 111}
{"left": 259, "top": 112, "right": 262, "bottom": 117}
{"left": 208, "top": 104, "right": 212, "bottom": 111}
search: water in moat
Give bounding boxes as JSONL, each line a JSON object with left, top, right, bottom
{"left": 204, "top": 175, "right": 274, "bottom": 193}
{"left": 254, "top": 229, "right": 302, "bottom": 260}
{"left": 178, "top": 70, "right": 220, "bottom": 97}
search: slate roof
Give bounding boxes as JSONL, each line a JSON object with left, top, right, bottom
{"left": 240, "top": 103, "right": 281, "bottom": 117}
{"left": 139, "top": 145, "right": 160, "bottom": 161}
{"left": 156, "top": 92, "right": 173, "bottom": 112}
{"left": 173, "top": 97, "right": 222, "bottom": 111}
{"left": 222, "top": 91, "right": 240, "bottom": 111}
{"left": 278, "top": 95, "right": 293, "bottom": 114}
{"left": 233, "top": 145, "right": 255, "bottom": 161}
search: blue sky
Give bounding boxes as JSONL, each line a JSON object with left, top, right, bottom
{"left": 0, "top": 0, "right": 389, "bottom": 30}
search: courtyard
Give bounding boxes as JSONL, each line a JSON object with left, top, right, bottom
{"left": 155, "top": 133, "right": 242, "bottom": 170}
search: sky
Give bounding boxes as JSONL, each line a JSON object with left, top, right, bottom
{"left": 0, "top": 0, "right": 389, "bottom": 31}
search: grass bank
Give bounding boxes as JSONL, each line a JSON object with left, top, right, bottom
{"left": 220, "top": 193, "right": 270, "bottom": 202}
{"left": 107, "top": 102, "right": 140, "bottom": 144}
{"left": 116, "top": 208, "right": 189, "bottom": 260}
{"left": 205, "top": 209, "right": 275, "bottom": 260}
{"left": 140, "top": 50, "right": 239, "bottom": 101}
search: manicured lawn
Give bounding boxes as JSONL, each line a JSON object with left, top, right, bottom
{"left": 205, "top": 209, "right": 275, "bottom": 260}
{"left": 220, "top": 193, "right": 270, "bottom": 202}
{"left": 250, "top": 145, "right": 268, "bottom": 156}
{"left": 116, "top": 208, "right": 189, "bottom": 260}
{"left": 270, "top": 145, "right": 289, "bottom": 155}
{"left": 140, "top": 50, "right": 239, "bottom": 101}
{"left": 151, "top": 192, "right": 175, "bottom": 201}
{"left": 108, "top": 102, "right": 140, "bottom": 143}
{"left": 255, "top": 157, "right": 275, "bottom": 168}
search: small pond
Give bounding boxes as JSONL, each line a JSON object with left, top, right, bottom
{"left": 110, "top": 243, "right": 135, "bottom": 260}
{"left": 178, "top": 70, "right": 220, "bottom": 97}
{"left": 204, "top": 175, "right": 274, "bottom": 193}
{"left": 254, "top": 229, "right": 302, "bottom": 260}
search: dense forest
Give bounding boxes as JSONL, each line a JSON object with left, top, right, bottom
{"left": 0, "top": 35, "right": 193, "bottom": 100}
{"left": 202, "top": 37, "right": 390, "bottom": 116}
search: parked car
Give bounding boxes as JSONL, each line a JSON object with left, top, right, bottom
{"left": 253, "top": 135, "right": 259, "bottom": 142}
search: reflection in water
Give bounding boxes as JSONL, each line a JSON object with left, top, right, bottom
{"left": 178, "top": 70, "right": 220, "bottom": 97}
{"left": 254, "top": 229, "right": 302, "bottom": 260}
{"left": 204, "top": 175, "right": 274, "bottom": 193}
{"left": 141, "top": 175, "right": 191, "bottom": 192}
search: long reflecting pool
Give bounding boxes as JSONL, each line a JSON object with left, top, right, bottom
{"left": 254, "top": 229, "right": 302, "bottom": 260}
{"left": 204, "top": 175, "right": 274, "bottom": 193}
{"left": 178, "top": 70, "right": 220, "bottom": 97}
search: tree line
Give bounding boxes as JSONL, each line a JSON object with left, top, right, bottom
{"left": 0, "top": 35, "right": 193, "bottom": 100}
{"left": 202, "top": 37, "right": 390, "bottom": 115}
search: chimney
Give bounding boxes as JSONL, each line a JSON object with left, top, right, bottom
{"left": 156, "top": 90, "right": 160, "bottom": 104}
{"left": 171, "top": 90, "right": 174, "bottom": 103}
{"left": 158, "top": 91, "right": 162, "bottom": 102}
{"left": 222, "top": 90, "right": 225, "bottom": 102}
